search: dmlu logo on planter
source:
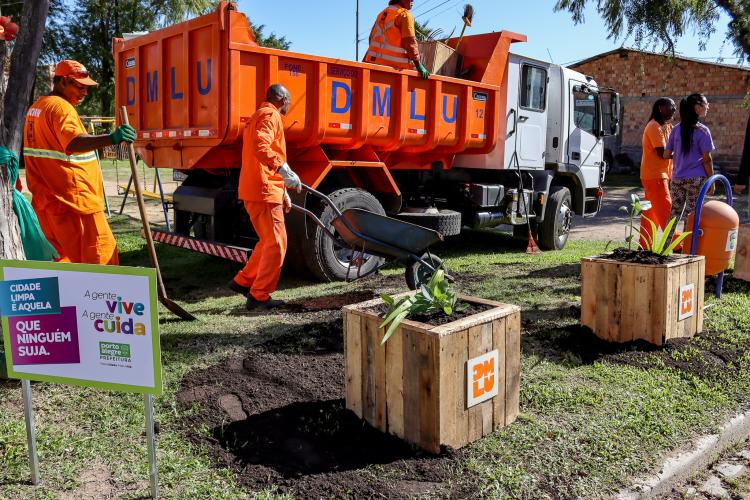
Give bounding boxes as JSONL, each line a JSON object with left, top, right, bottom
{"left": 467, "top": 349, "right": 500, "bottom": 408}
{"left": 678, "top": 283, "right": 695, "bottom": 321}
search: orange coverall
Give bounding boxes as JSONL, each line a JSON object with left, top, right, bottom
{"left": 234, "top": 102, "right": 288, "bottom": 302}
{"left": 23, "top": 95, "right": 119, "bottom": 265}
{"left": 639, "top": 119, "right": 673, "bottom": 248}
{"left": 365, "top": 4, "right": 419, "bottom": 69}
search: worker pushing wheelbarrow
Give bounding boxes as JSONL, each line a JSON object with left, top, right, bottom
{"left": 293, "top": 184, "right": 451, "bottom": 290}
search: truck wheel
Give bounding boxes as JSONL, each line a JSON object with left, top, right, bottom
{"left": 405, "top": 253, "right": 444, "bottom": 290}
{"left": 303, "top": 188, "right": 386, "bottom": 282}
{"left": 538, "top": 186, "right": 572, "bottom": 250}
{"left": 395, "top": 210, "right": 462, "bottom": 236}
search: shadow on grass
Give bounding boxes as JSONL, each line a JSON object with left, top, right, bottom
{"left": 523, "top": 263, "right": 581, "bottom": 279}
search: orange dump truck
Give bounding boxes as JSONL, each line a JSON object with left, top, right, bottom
{"left": 113, "top": 2, "right": 619, "bottom": 281}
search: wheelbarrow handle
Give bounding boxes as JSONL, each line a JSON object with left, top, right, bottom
{"left": 300, "top": 183, "right": 345, "bottom": 219}
{"left": 290, "top": 202, "right": 338, "bottom": 242}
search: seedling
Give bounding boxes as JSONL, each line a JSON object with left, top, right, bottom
{"left": 618, "top": 194, "right": 691, "bottom": 256}
{"left": 379, "top": 269, "right": 467, "bottom": 344}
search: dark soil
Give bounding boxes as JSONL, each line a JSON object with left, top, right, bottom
{"left": 368, "top": 301, "right": 494, "bottom": 326}
{"left": 177, "top": 318, "right": 469, "bottom": 498}
{"left": 283, "top": 290, "right": 376, "bottom": 313}
{"left": 604, "top": 248, "right": 681, "bottom": 265}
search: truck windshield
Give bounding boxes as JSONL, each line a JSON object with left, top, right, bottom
{"left": 573, "top": 91, "right": 597, "bottom": 135}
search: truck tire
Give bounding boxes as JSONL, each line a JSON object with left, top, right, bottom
{"left": 303, "top": 188, "right": 386, "bottom": 282}
{"left": 538, "top": 186, "right": 572, "bottom": 251}
{"left": 395, "top": 210, "right": 462, "bottom": 236}
{"left": 405, "top": 253, "right": 444, "bottom": 290}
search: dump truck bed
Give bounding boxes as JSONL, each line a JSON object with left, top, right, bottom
{"left": 113, "top": 2, "right": 524, "bottom": 173}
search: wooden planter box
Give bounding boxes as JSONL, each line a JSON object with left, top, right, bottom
{"left": 342, "top": 294, "right": 520, "bottom": 453}
{"left": 734, "top": 224, "right": 750, "bottom": 282}
{"left": 581, "top": 254, "right": 705, "bottom": 345}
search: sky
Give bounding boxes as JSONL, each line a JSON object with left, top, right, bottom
{"left": 235, "top": 0, "right": 742, "bottom": 67}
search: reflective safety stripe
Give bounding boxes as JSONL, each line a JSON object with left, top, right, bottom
{"left": 24, "top": 147, "right": 98, "bottom": 164}
{"left": 369, "top": 40, "right": 407, "bottom": 54}
{"left": 367, "top": 51, "right": 411, "bottom": 65}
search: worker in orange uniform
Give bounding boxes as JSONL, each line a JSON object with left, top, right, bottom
{"left": 23, "top": 60, "right": 136, "bottom": 265}
{"left": 639, "top": 97, "right": 676, "bottom": 248}
{"left": 366, "top": 0, "right": 430, "bottom": 79}
{"left": 228, "top": 84, "right": 302, "bottom": 310}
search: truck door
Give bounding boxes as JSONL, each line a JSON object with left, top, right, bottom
{"left": 567, "top": 82, "right": 603, "bottom": 188}
{"left": 515, "top": 63, "right": 548, "bottom": 169}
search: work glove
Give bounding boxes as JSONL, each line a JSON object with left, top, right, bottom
{"left": 278, "top": 162, "right": 302, "bottom": 192}
{"left": 415, "top": 62, "right": 430, "bottom": 80}
{"left": 109, "top": 124, "right": 137, "bottom": 144}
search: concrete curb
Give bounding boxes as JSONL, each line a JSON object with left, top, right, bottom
{"left": 616, "top": 409, "right": 750, "bottom": 499}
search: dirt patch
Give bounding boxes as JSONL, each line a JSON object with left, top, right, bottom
{"left": 283, "top": 290, "right": 376, "bottom": 312}
{"left": 177, "top": 319, "right": 468, "bottom": 497}
{"left": 368, "top": 301, "right": 494, "bottom": 326}
{"left": 604, "top": 248, "right": 682, "bottom": 265}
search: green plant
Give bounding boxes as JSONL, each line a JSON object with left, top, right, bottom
{"left": 618, "top": 194, "right": 691, "bottom": 256}
{"left": 379, "top": 269, "right": 466, "bottom": 344}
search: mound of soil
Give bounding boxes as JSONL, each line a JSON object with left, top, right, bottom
{"left": 603, "top": 248, "right": 681, "bottom": 265}
{"left": 369, "top": 301, "right": 494, "bottom": 326}
{"left": 177, "top": 319, "right": 466, "bottom": 497}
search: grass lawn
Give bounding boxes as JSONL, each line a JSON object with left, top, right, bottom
{"left": 1, "top": 216, "right": 750, "bottom": 498}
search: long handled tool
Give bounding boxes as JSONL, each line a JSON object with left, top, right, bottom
{"left": 452, "top": 4, "right": 474, "bottom": 52}
{"left": 119, "top": 106, "right": 196, "bottom": 321}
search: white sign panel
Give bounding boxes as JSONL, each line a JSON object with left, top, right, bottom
{"left": 467, "top": 349, "right": 500, "bottom": 408}
{"left": 1, "top": 261, "right": 161, "bottom": 394}
{"left": 726, "top": 229, "right": 739, "bottom": 252}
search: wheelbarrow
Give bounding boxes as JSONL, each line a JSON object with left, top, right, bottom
{"left": 292, "top": 185, "right": 451, "bottom": 289}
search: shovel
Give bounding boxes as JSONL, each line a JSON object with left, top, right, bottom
{"left": 119, "top": 106, "right": 196, "bottom": 321}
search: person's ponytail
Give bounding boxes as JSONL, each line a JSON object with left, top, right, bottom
{"left": 679, "top": 93, "right": 703, "bottom": 154}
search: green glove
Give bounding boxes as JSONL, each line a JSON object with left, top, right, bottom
{"left": 109, "top": 124, "right": 137, "bottom": 144}
{"left": 416, "top": 62, "right": 430, "bottom": 80}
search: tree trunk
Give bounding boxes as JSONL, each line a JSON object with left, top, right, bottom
{"left": 0, "top": 163, "right": 24, "bottom": 259}
{"left": 2, "top": 0, "right": 50, "bottom": 153}
{"left": 0, "top": 0, "right": 49, "bottom": 260}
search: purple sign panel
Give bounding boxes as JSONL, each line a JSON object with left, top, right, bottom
{"left": 8, "top": 306, "right": 80, "bottom": 365}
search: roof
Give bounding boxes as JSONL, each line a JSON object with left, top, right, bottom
{"left": 568, "top": 47, "right": 750, "bottom": 72}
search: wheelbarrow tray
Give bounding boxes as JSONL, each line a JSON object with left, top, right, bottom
{"left": 332, "top": 208, "right": 443, "bottom": 261}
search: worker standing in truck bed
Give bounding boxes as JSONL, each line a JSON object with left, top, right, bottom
{"left": 366, "top": 0, "right": 430, "bottom": 79}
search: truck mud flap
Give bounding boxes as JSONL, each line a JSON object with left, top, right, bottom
{"left": 145, "top": 229, "right": 250, "bottom": 264}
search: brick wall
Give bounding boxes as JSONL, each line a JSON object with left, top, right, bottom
{"left": 571, "top": 50, "right": 750, "bottom": 173}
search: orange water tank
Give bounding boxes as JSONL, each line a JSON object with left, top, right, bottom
{"left": 685, "top": 200, "right": 740, "bottom": 276}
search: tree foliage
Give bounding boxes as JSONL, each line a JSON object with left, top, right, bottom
{"left": 249, "top": 21, "right": 291, "bottom": 50}
{"left": 554, "top": 0, "right": 750, "bottom": 60}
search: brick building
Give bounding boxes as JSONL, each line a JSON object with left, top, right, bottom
{"left": 571, "top": 48, "right": 750, "bottom": 173}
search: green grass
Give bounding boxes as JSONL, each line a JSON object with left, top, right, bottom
{"left": 2, "top": 218, "right": 750, "bottom": 498}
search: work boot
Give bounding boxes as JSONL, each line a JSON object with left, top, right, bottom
{"left": 227, "top": 279, "right": 250, "bottom": 296}
{"left": 246, "top": 296, "right": 285, "bottom": 311}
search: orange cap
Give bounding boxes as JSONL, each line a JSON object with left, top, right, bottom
{"left": 55, "top": 60, "right": 98, "bottom": 86}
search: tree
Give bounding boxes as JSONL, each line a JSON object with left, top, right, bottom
{"left": 47, "top": 0, "right": 219, "bottom": 116}
{"left": 0, "top": 0, "right": 49, "bottom": 259}
{"left": 249, "top": 21, "right": 291, "bottom": 49}
{"left": 554, "top": 0, "right": 750, "bottom": 60}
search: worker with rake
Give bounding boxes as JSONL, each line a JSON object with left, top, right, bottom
{"left": 23, "top": 60, "right": 136, "bottom": 265}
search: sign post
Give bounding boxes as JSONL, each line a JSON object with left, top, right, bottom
{"left": 0, "top": 260, "right": 161, "bottom": 497}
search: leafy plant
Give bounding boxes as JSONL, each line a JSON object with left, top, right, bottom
{"left": 618, "top": 194, "right": 691, "bottom": 256}
{"left": 379, "top": 269, "right": 466, "bottom": 344}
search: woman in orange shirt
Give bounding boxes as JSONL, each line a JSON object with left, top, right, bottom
{"left": 639, "top": 98, "right": 676, "bottom": 247}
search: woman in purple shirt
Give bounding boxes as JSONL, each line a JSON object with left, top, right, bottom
{"left": 664, "top": 93, "right": 715, "bottom": 226}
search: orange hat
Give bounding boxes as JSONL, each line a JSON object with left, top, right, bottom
{"left": 55, "top": 60, "right": 98, "bottom": 86}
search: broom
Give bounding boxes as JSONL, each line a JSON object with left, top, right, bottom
{"left": 452, "top": 4, "right": 474, "bottom": 52}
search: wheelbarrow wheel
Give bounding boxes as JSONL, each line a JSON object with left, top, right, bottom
{"left": 405, "top": 253, "right": 444, "bottom": 290}
{"left": 302, "top": 188, "right": 386, "bottom": 281}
